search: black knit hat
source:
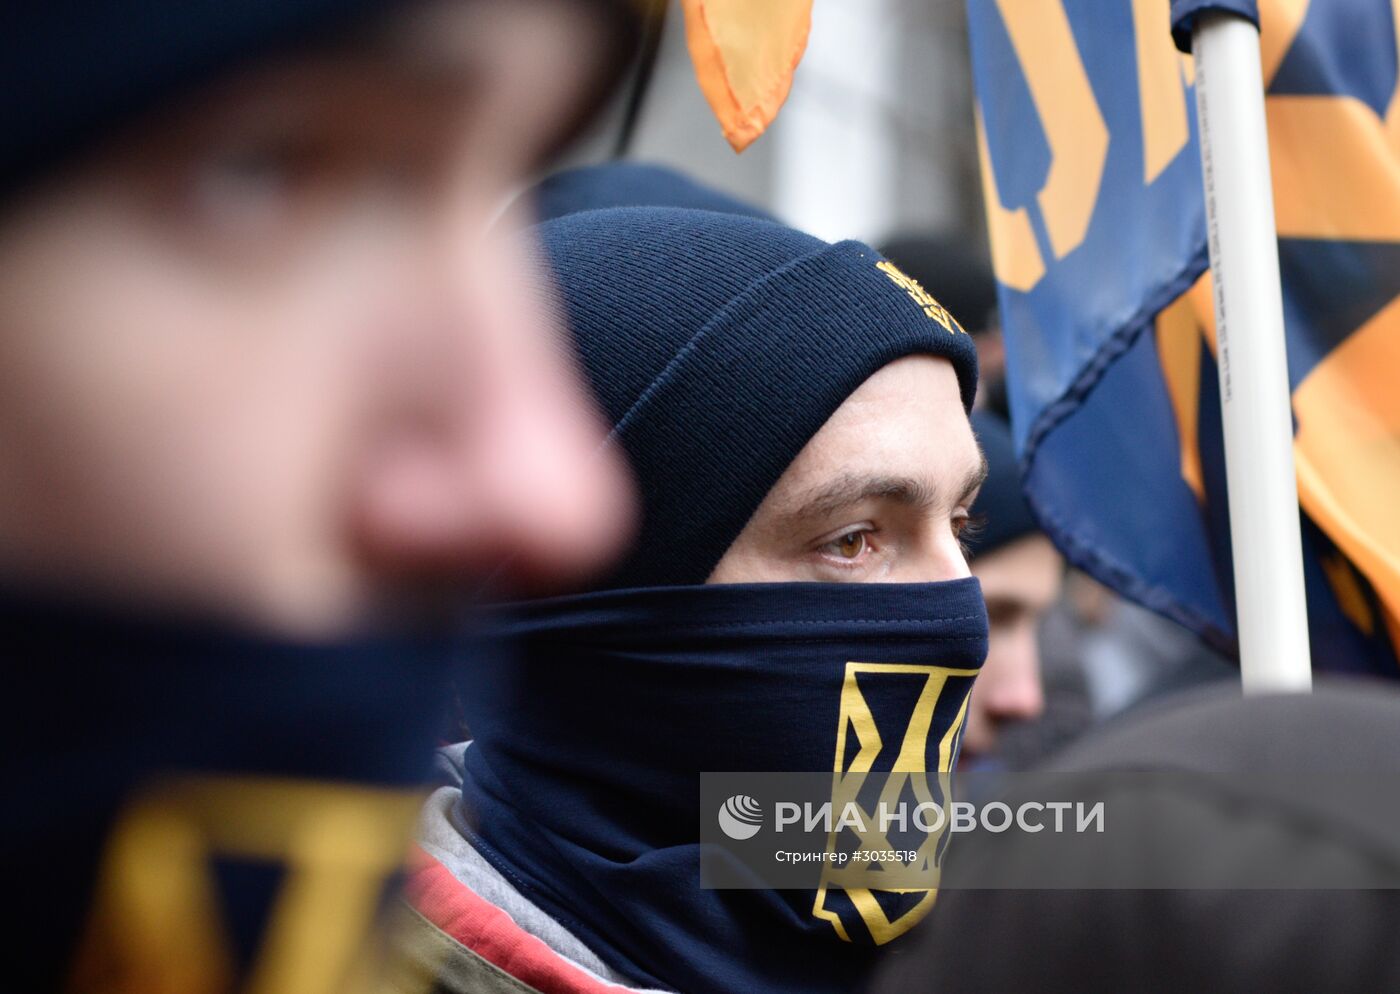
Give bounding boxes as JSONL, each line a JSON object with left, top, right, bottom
{"left": 2, "top": 0, "right": 641, "bottom": 196}
{"left": 869, "top": 679, "right": 1400, "bottom": 994}
{"left": 965, "top": 409, "right": 1038, "bottom": 560}
{"left": 534, "top": 205, "right": 979, "bottom": 588}
{"left": 532, "top": 161, "right": 777, "bottom": 224}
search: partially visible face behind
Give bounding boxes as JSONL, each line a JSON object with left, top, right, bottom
{"left": 959, "top": 532, "right": 1063, "bottom": 764}
{"left": 709, "top": 355, "right": 985, "bottom": 585}
{"left": 0, "top": 0, "right": 634, "bottom": 636}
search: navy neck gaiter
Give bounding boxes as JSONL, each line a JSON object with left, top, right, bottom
{"left": 454, "top": 578, "right": 987, "bottom": 994}
{"left": 1, "top": 587, "right": 453, "bottom": 994}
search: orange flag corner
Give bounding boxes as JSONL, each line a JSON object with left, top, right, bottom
{"left": 680, "top": 0, "right": 814, "bottom": 153}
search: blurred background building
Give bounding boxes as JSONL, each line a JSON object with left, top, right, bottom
{"left": 565, "top": 0, "right": 985, "bottom": 248}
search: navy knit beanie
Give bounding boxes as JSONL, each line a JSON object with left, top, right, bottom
{"left": 2, "top": 0, "right": 640, "bottom": 197}
{"left": 532, "top": 161, "right": 776, "bottom": 224}
{"left": 534, "top": 205, "right": 980, "bottom": 588}
{"left": 964, "top": 410, "right": 1039, "bottom": 560}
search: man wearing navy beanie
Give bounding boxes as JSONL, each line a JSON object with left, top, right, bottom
{"left": 958, "top": 410, "right": 1070, "bottom": 770}
{"left": 402, "top": 167, "right": 991, "bottom": 994}
{"left": 1, "top": 4, "right": 645, "bottom": 993}
{"left": 533, "top": 180, "right": 978, "bottom": 590}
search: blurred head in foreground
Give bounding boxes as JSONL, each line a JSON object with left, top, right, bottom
{"left": 2, "top": 3, "right": 641, "bottom": 992}
{"left": 1, "top": 0, "right": 640, "bottom": 636}
{"left": 957, "top": 410, "right": 1064, "bottom": 768}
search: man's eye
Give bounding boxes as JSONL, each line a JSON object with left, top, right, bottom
{"left": 953, "top": 511, "right": 986, "bottom": 554}
{"left": 182, "top": 143, "right": 306, "bottom": 233}
{"left": 205, "top": 140, "right": 305, "bottom": 191}
{"left": 822, "top": 530, "right": 870, "bottom": 560}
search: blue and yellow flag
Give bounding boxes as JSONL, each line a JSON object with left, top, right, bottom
{"left": 970, "top": 0, "right": 1400, "bottom": 674}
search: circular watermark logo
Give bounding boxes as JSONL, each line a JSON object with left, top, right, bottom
{"left": 718, "top": 794, "right": 764, "bottom": 840}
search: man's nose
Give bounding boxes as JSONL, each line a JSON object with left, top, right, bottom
{"left": 982, "top": 626, "right": 1046, "bottom": 722}
{"left": 927, "top": 531, "right": 975, "bottom": 582}
{"left": 899, "top": 533, "right": 974, "bottom": 585}
{"left": 350, "top": 229, "right": 635, "bottom": 592}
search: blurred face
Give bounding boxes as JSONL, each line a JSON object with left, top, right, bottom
{"left": 959, "top": 533, "right": 1062, "bottom": 763}
{"left": 0, "top": 0, "right": 634, "bottom": 636}
{"left": 709, "top": 355, "right": 984, "bottom": 584}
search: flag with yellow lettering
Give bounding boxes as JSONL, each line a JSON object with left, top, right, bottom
{"left": 969, "top": 0, "right": 1400, "bottom": 673}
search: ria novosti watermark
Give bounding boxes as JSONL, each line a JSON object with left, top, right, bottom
{"left": 701, "top": 772, "right": 1104, "bottom": 890}
{"left": 701, "top": 771, "right": 1400, "bottom": 890}
{"left": 753, "top": 795, "right": 1104, "bottom": 837}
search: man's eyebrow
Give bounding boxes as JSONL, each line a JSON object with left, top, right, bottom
{"left": 785, "top": 474, "right": 936, "bottom": 520}
{"left": 786, "top": 455, "right": 989, "bottom": 522}
{"left": 961, "top": 450, "right": 991, "bottom": 507}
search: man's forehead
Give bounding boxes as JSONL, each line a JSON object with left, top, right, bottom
{"left": 5, "top": 0, "right": 634, "bottom": 201}
{"left": 975, "top": 535, "right": 1063, "bottom": 606}
{"left": 773, "top": 418, "right": 986, "bottom": 519}
{"left": 368, "top": 0, "right": 605, "bottom": 68}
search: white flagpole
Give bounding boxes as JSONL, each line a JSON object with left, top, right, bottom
{"left": 1192, "top": 12, "right": 1312, "bottom": 692}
